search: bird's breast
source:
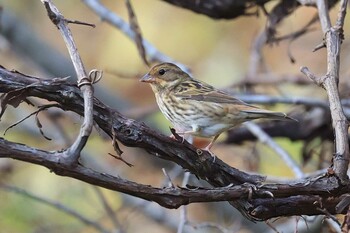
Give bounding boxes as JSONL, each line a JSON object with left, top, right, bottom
{"left": 155, "top": 93, "right": 234, "bottom": 137}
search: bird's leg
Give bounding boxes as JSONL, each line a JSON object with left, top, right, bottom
{"left": 202, "top": 134, "right": 220, "bottom": 162}
{"left": 170, "top": 126, "right": 200, "bottom": 143}
{"left": 170, "top": 129, "right": 192, "bottom": 143}
{"left": 177, "top": 131, "right": 195, "bottom": 143}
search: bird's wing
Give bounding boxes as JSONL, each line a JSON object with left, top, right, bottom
{"left": 173, "top": 79, "right": 294, "bottom": 121}
{"left": 174, "top": 79, "right": 258, "bottom": 107}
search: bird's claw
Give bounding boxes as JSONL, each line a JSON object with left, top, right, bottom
{"left": 242, "top": 183, "right": 273, "bottom": 200}
{"left": 196, "top": 148, "right": 216, "bottom": 162}
{"left": 209, "top": 152, "right": 216, "bottom": 163}
{"left": 242, "top": 183, "right": 258, "bottom": 200}
{"left": 169, "top": 128, "right": 189, "bottom": 143}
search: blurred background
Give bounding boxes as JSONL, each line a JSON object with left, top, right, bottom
{"left": 0, "top": 0, "right": 349, "bottom": 232}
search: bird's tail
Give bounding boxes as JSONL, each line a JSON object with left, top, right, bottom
{"left": 242, "top": 110, "right": 296, "bottom": 121}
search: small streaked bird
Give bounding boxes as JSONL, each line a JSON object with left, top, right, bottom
{"left": 140, "top": 63, "right": 292, "bottom": 159}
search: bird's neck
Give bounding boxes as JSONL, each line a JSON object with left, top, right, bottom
{"left": 152, "top": 81, "right": 181, "bottom": 95}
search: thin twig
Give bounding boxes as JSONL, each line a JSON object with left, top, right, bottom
{"left": 4, "top": 104, "right": 61, "bottom": 135}
{"left": 0, "top": 183, "right": 109, "bottom": 233}
{"left": 124, "top": 0, "right": 149, "bottom": 66}
{"left": 82, "top": 0, "right": 189, "bottom": 72}
{"left": 93, "top": 187, "right": 125, "bottom": 233}
{"left": 65, "top": 19, "right": 95, "bottom": 27}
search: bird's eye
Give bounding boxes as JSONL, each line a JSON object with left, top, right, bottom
{"left": 158, "top": 69, "right": 165, "bottom": 75}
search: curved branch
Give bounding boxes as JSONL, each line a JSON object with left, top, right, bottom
{"left": 0, "top": 67, "right": 350, "bottom": 220}
{"left": 41, "top": 0, "right": 94, "bottom": 164}
{"left": 82, "top": 0, "right": 188, "bottom": 71}
{"left": 0, "top": 136, "right": 349, "bottom": 220}
{"left": 0, "top": 137, "right": 255, "bottom": 207}
{"left": 0, "top": 67, "right": 263, "bottom": 186}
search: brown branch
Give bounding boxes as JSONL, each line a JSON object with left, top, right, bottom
{"left": 1, "top": 135, "right": 349, "bottom": 220}
{"left": 0, "top": 137, "right": 256, "bottom": 206}
{"left": 1, "top": 66, "right": 350, "bottom": 220}
{"left": 160, "top": 0, "right": 260, "bottom": 19}
{"left": 0, "top": 66, "right": 263, "bottom": 184}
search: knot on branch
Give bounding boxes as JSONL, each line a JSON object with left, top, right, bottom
{"left": 77, "top": 69, "right": 103, "bottom": 88}
{"left": 300, "top": 66, "right": 327, "bottom": 87}
{"left": 43, "top": 1, "right": 61, "bottom": 26}
{"left": 114, "top": 119, "right": 142, "bottom": 144}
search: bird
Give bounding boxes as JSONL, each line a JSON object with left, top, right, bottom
{"left": 140, "top": 62, "right": 292, "bottom": 159}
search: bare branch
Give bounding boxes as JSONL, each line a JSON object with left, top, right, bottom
{"left": 316, "top": 0, "right": 332, "bottom": 32}
{"left": 124, "top": 0, "right": 149, "bottom": 66}
{"left": 41, "top": 0, "right": 95, "bottom": 164}
{"left": 93, "top": 187, "right": 125, "bottom": 233}
{"left": 301, "top": 0, "right": 350, "bottom": 183}
{"left": 335, "top": 0, "right": 348, "bottom": 28}
{"left": 82, "top": 0, "right": 189, "bottom": 72}
{"left": 0, "top": 67, "right": 349, "bottom": 220}
{"left": 3, "top": 104, "right": 59, "bottom": 136}
{"left": 244, "top": 122, "right": 304, "bottom": 178}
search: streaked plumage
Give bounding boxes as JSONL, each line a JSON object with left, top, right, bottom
{"left": 140, "top": 63, "right": 291, "bottom": 158}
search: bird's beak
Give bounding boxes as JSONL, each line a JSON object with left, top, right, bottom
{"left": 140, "top": 73, "right": 156, "bottom": 83}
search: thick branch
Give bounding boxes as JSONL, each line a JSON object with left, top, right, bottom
{"left": 160, "top": 0, "right": 261, "bottom": 19}
{"left": 0, "top": 67, "right": 263, "bottom": 186}
{"left": 0, "top": 137, "right": 253, "bottom": 207}
{"left": 1, "top": 67, "right": 350, "bottom": 220}
{"left": 0, "top": 136, "right": 349, "bottom": 220}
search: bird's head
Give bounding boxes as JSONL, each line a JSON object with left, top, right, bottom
{"left": 140, "top": 63, "right": 189, "bottom": 91}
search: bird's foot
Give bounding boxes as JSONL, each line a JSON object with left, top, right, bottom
{"left": 169, "top": 127, "right": 186, "bottom": 143}
{"left": 199, "top": 146, "right": 216, "bottom": 163}
{"left": 242, "top": 183, "right": 258, "bottom": 200}
{"left": 241, "top": 182, "right": 273, "bottom": 200}
{"left": 208, "top": 150, "right": 217, "bottom": 163}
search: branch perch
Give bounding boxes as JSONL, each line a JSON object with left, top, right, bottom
{"left": 0, "top": 66, "right": 349, "bottom": 220}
